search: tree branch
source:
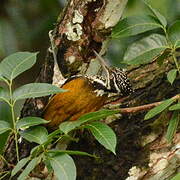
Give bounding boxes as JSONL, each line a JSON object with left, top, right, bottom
{"left": 118, "top": 94, "right": 180, "bottom": 114}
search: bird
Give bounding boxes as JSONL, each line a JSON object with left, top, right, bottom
{"left": 43, "top": 51, "right": 133, "bottom": 130}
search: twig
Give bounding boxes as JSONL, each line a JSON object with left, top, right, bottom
{"left": 118, "top": 94, "right": 180, "bottom": 114}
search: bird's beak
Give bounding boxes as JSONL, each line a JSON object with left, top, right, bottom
{"left": 93, "top": 50, "right": 110, "bottom": 74}
{"left": 93, "top": 50, "right": 111, "bottom": 90}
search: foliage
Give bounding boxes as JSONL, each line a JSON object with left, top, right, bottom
{"left": 170, "top": 173, "right": 180, "bottom": 180}
{"left": 108, "top": 0, "right": 180, "bottom": 66}
{"left": 0, "top": 52, "right": 118, "bottom": 179}
{"left": 165, "top": 111, "right": 179, "bottom": 143}
{"left": 0, "top": 1, "right": 179, "bottom": 180}
{"left": 112, "top": 0, "right": 180, "bottom": 144}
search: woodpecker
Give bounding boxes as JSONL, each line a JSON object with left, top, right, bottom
{"left": 43, "top": 51, "right": 133, "bottom": 129}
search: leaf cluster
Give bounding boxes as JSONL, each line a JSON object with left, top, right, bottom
{"left": 11, "top": 109, "right": 118, "bottom": 180}
{"left": 0, "top": 1, "right": 179, "bottom": 179}
{"left": 0, "top": 52, "right": 118, "bottom": 179}
{"left": 111, "top": 0, "right": 180, "bottom": 144}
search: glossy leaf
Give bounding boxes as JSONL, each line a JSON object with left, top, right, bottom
{"left": 59, "top": 109, "right": 118, "bottom": 134}
{"left": 30, "top": 145, "right": 44, "bottom": 158}
{"left": 0, "top": 52, "right": 38, "bottom": 81}
{"left": 111, "top": 15, "right": 162, "bottom": 38}
{"left": 13, "top": 83, "right": 66, "bottom": 101}
{"left": 167, "top": 69, "right": 178, "bottom": 84}
{"left": 11, "top": 157, "right": 29, "bottom": 177}
{"left": 144, "top": 0, "right": 167, "bottom": 27}
{"left": 170, "top": 173, "right": 180, "bottom": 180}
{"left": 85, "top": 122, "right": 117, "bottom": 154}
{"left": 19, "top": 126, "right": 48, "bottom": 144}
{"left": 144, "top": 99, "right": 175, "bottom": 120}
{"left": 16, "top": 117, "right": 49, "bottom": 130}
{"left": 123, "top": 34, "right": 167, "bottom": 65}
{"left": 168, "top": 21, "right": 180, "bottom": 48}
{"left": 169, "top": 103, "right": 180, "bottom": 111}
{"left": 0, "top": 87, "right": 10, "bottom": 102}
{"left": 0, "top": 120, "right": 11, "bottom": 134}
{"left": 17, "top": 156, "right": 41, "bottom": 180}
{"left": 49, "top": 154, "right": 76, "bottom": 180}
{"left": 48, "top": 129, "right": 63, "bottom": 140}
{"left": 48, "top": 150, "right": 96, "bottom": 158}
{"left": 166, "top": 111, "right": 179, "bottom": 143}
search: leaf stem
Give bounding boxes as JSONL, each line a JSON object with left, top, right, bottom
{"left": 172, "top": 51, "right": 180, "bottom": 74}
{"left": 0, "top": 171, "right": 10, "bottom": 180}
{"left": 0, "top": 155, "right": 9, "bottom": 166}
{"left": 9, "top": 80, "right": 19, "bottom": 162}
{"left": 163, "top": 26, "right": 180, "bottom": 74}
{"left": 163, "top": 28, "right": 170, "bottom": 46}
{"left": 0, "top": 77, "right": 9, "bottom": 86}
{"left": 110, "top": 94, "right": 180, "bottom": 115}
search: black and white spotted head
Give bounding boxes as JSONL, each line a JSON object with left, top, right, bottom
{"left": 93, "top": 51, "right": 133, "bottom": 96}
{"left": 105, "top": 67, "right": 133, "bottom": 95}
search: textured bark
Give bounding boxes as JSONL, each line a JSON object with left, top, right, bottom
{"left": 70, "top": 59, "right": 180, "bottom": 180}
{"left": 2, "top": 0, "right": 180, "bottom": 180}
{"left": 20, "top": 0, "right": 128, "bottom": 118}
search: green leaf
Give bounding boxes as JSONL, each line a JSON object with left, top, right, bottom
{"left": 48, "top": 129, "right": 63, "bottom": 139}
{"left": 13, "top": 83, "right": 66, "bottom": 101}
{"left": 144, "top": 0, "right": 167, "bottom": 27}
{"left": 49, "top": 154, "right": 76, "bottom": 180}
{"left": 167, "top": 69, "right": 178, "bottom": 85}
{"left": 144, "top": 98, "right": 175, "bottom": 120}
{"left": 44, "top": 159, "right": 53, "bottom": 172}
{"left": 0, "top": 87, "right": 10, "bottom": 102}
{"left": 166, "top": 111, "right": 179, "bottom": 143}
{"left": 169, "top": 103, "right": 180, "bottom": 111}
{"left": 0, "top": 73, "right": 6, "bottom": 82}
{"left": 0, "top": 120, "right": 11, "bottom": 134}
{"left": 17, "top": 156, "right": 41, "bottom": 180}
{"left": 156, "top": 49, "right": 171, "bottom": 66}
{"left": 48, "top": 150, "right": 96, "bottom": 158}
{"left": 0, "top": 102, "right": 12, "bottom": 154}
{"left": 11, "top": 157, "right": 29, "bottom": 177}
{"left": 123, "top": 34, "right": 168, "bottom": 65}
{"left": 16, "top": 117, "right": 49, "bottom": 130}
{"left": 168, "top": 20, "right": 180, "bottom": 48}
{"left": 171, "top": 173, "right": 180, "bottom": 180}
{"left": 85, "top": 122, "right": 117, "bottom": 154}
{"left": 0, "top": 52, "right": 38, "bottom": 81}
{"left": 19, "top": 126, "right": 48, "bottom": 144}
{"left": 30, "top": 145, "right": 44, "bottom": 158}
{"left": 111, "top": 15, "right": 162, "bottom": 38}
{"left": 59, "top": 109, "right": 118, "bottom": 134}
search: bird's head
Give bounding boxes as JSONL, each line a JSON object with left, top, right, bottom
{"left": 93, "top": 50, "right": 133, "bottom": 96}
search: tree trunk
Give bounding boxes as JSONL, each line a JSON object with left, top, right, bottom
{"left": 2, "top": 0, "right": 180, "bottom": 179}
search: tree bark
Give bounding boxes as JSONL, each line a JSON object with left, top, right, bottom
{"left": 2, "top": 0, "right": 180, "bottom": 180}
{"left": 69, "top": 59, "right": 180, "bottom": 180}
